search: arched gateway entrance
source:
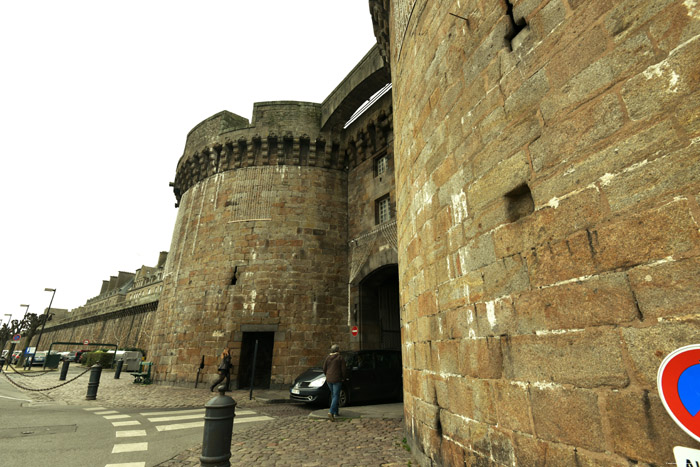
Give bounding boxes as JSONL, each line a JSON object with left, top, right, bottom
{"left": 359, "top": 264, "right": 400, "bottom": 350}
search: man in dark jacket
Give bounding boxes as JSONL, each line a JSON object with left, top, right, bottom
{"left": 323, "top": 344, "right": 347, "bottom": 421}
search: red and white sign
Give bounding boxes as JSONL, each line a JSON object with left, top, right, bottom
{"left": 658, "top": 344, "right": 700, "bottom": 443}
{"left": 351, "top": 326, "right": 359, "bottom": 337}
{"left": 83, "top": 339, "right": 90, "bottom": 346}
{"left": 12, "top": 334, "right": 21, "bottom": 341}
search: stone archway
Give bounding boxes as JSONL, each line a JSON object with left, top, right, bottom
{"left": 359, "top": 264, "right": 400, "bottom": 350}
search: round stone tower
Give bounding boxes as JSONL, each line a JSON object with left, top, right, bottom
{"left": 148, "top": 101, "right": 350, "bottom": 388}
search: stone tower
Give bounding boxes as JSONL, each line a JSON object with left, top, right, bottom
{"left": 149, "top": 102, "right": 350, "bottom": 388}
{"left": 374, "top": 0, "right": 700, "bottom": 465}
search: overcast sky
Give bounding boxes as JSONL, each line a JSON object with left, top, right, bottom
{"left": 0, "top": 1, "right": 377, "bottom": 325}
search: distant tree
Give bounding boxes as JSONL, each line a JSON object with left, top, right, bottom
{"left": 0, "top": 322, "right": 10, "bottom": 351}
{"left": 16, "top": 313, "right": 51, "bottom": 364}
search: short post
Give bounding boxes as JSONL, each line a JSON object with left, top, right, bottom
{"left": 85, "top": 364, "right": 103, "bottom": 400}
{"left": 114, "top": 359, "right": 124, "bottom": 379}
{"left": 200, "top": 385, "right": 237, "bottom": 467}
{"left": 59, "top": 359, "right": 70, "bottom": 381}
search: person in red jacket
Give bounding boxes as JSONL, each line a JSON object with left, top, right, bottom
{"left": 323, "top": 344, "right": 347, "bottom": 421}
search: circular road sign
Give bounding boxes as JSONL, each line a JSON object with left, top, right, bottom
{"left": 83, "top": 339, "right": 90, "bottom": 346}
{"left": 351, "top": 326, "right": 359, "bottom": 337}
{"left": 658, "top": 344, "right": 700, "bottom": 443}
{"left": 12, "top": 333, "right": 21, "bottom": 341}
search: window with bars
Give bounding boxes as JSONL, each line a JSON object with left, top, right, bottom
{"left": 376, "top": 194, "right": 392, "bottom": 224}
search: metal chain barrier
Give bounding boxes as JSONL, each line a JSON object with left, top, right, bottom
{"left": 4, "top": 364, "right": 54, "bottom": 377}
{"left": 0, "top": 366, "right": 92, "bottom": 392}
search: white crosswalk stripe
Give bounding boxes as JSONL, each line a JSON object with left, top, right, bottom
{"left": 105, "top": 463, "right": 145, "bottom": 467}
{"left": 116, "top": 429, "right": 147, "bottom": 437}
{"left": 112, "top": 420, "right": 141, "bottom": 427}
{"left": 112, "top": 442, "right": 148, "bottom": 453}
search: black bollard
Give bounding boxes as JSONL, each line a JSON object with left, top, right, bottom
{"left": 114, "top": 359, "right": 124, "bottom": 379}
{"left": 85, "top": 364, "right": 103, "bottom": 400}
{"left": 59, "top": 360, "right": 70, "bottom": 381}
{"left": 200, "top": 385, "right": 237, "bottom": 467}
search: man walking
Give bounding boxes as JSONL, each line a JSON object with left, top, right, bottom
{"left": 323, "top": 344, "right": 347, "bottom": 421}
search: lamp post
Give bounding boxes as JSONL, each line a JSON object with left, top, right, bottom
{"left": 3, "top": 314, "right": 11, "bottom": 326}
{"left": 34, "top": 288, "right": 55, "bottom": 355}
{"left": 18, "top": 304, "right": 30, "bottom": 364}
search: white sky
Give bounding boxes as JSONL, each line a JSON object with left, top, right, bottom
{"left": 0, "top": 1, "right": 377, "bottom": 324}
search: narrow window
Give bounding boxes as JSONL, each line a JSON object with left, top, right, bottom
{"left": 376, "top": 194, "right": 392, "bottom": 224}
{"left": 374, "top": 152, "right": 388, "bottom": 178}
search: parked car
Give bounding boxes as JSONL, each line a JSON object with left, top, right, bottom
{"left": 63, "top": 350, "right": 84, "bottom": 362}
{"left": 32, "top": 351, "right": 48, "bottom": 365}
{"left": 289, "top": 350, "right": 402, "bottom": 407}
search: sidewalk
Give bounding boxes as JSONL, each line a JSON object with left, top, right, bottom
{"left": 1, "top": 366, "right": 414, "bottom": 466}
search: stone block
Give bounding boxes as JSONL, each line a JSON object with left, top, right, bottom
{"left": 475, "top": 296, "right": 517, "bottom": 337}
{"left": 434, "top": 339, "right": 460, "bottom": 375}
{"left": 456, "top": 234, "right": 497, "bottom": 274}
{"left": 604, "top": 389, "right": 694, "bottom": 464}
{"left": 533, "top": 92, "right": 626, "bottom": 172}
{"left": 481, "top": 254, "right": 531, "bottom": 300}
{"left": 530, "top": 118, "right": 683, "bottom": 203}
{"left": 628, "top": 256, "right": 700, "bottom": 322}
{"left": 621, "top": 322, "right": 700, "bottom": 388}
{"left": 504, "top": 68, "right": 550, "bottom": 118}
{"left": 605, "top": 0, "right": 677, "bottom": 43}
{"left": 513, "top": 272, "right": 639, "bottom": 333}
{"left": 593, "top": 198, "right": 700, "bottom": 272}
{"left": 494, "top": 186, "right": 605, "bottom": 257}
{"left": 539, "top": 32, "right": 654, "bottom": 122}
{"left": 502, "top": 328, "right": 629, "bottom": 388}
{"left": 459, "top": 336, "right": 503, "bottom": 379}
{"left": 494, "top": 380, "right": 533, "bottom": 434}
{"left": 468, "top": 150, "right": 531, "bottom": 212}
{"left": 603, "top": 143, "right": 700, "bottom": 213}
{"left": 621, "top": 33, "right": 700, "bottom": 122}
{"left": 530, "top": 385, "right": 604, "bottom": 451}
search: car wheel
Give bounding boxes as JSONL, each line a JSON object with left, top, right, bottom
{"left": 339, "top": 388, "right": 348, "bottom": 407}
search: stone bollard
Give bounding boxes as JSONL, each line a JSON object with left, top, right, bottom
{"left": 200, "top": 385, "right": 237, "bottom": 467}
{"left": 59, "top": 360, "right": 70, "bottom": 381}
{"left": 85, "top": 364, "right": 103, "bottom": 400}
{"left": 114, "top": 359, "right": 124, "bottom": 379}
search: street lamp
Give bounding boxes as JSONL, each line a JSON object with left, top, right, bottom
{"left": 34, "top": 288, "right": 56, "bottom": 357}
{"left": 18, "top": 304, "right": 30, "bottom": 363}
{"left": 3, "top": 314, "right": 11, "bottom": 325}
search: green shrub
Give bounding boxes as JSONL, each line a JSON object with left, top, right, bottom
{"left": 82, "top": 351, "right": 115, "bottom": 368}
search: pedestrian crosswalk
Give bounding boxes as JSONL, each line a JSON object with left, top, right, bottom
{"left": 84, "top": 405, "right": 275, "bottom": 467}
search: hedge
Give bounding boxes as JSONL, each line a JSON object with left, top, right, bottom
{"left": 82, "top": 351, "right": 115, "bottom": 368}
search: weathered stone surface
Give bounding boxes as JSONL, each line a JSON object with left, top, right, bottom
{"left": 503, "top": 328, "right": 629, "bottom": 388}
{"left": 514, "top": 273, "right": 639, "bottom": 333}
{"left": 621, "top": 321, "right": 700, "bottom": 388}
{"left": 604, "top": 389, "right": 697, "bottom": 464}
{"left": 530, "top": 385, "right": 605, "bottom": 451}
{"left": 494, "top": 380, "right": 532, "bottom": 434}
{"left": 628, "top": 256, "right": 700, "bottom": 322}
{"left": 602, "top": 142, "right": 700, "bottom": 213}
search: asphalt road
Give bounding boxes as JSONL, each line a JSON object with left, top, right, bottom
{"left": 0, "top": 375, "right": 273, "bottom": 467}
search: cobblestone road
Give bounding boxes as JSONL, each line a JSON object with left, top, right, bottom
{"left": 1, "top": 366, "right": 414, "bottom": 466}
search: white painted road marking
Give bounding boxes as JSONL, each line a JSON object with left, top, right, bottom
{"left": 155, "top": 421, "right": 204, "bottom": 431}
{"left": 116, "top": 429, "right": 147, "bottom": 437}
{"left": 146, "top": 413, "right": 203, "bottom": 422}
{"left": 95, "top": 410, "right": 119, "bottom": 415}
{"left": 105, "top": 463, "right": 146, "bottom": 467}
{"left": 104, "top": 414, "right": 131, "bottom": 420}
{"left": 111, "top": 442, "right": 148, "bottom": 453}
{"left": 83, "top": 406, "right": 107, "bottom": 411}
{"left": 139, "top": 408, "right": 204, "bottom": 416}
{"left": 112, "top": 420, "right": 141, "bottom": 427}
{"left": 0, "top": 394, "right": 32, "bottom": 402}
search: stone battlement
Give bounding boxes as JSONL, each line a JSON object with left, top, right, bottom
{"left": 172, "top": 101, "right": 345, "bottom": 204}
